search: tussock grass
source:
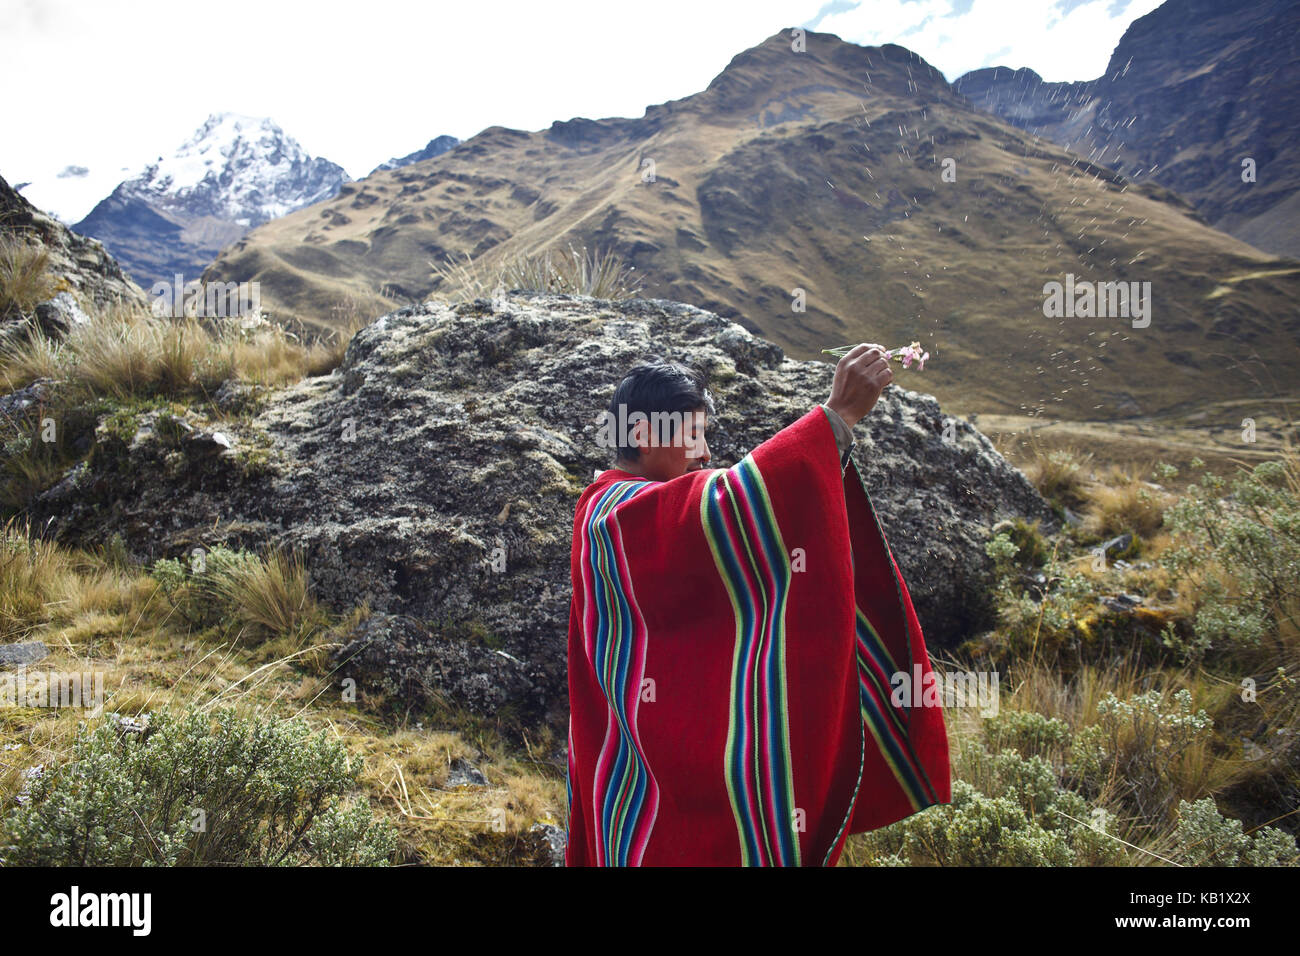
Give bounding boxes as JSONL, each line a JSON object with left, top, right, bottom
{"left": 1081, "top": 467, "right": 1169, "bottom": 539}
{"left": 430, "top": 242, "right": 643, "bottom": 302}
{"left": 1021, "top": 443, "right": 1093, "bottom": 509}
{"left": 0, "top": 517, "right": 144, "bottom": 643}
{"left": 0, "top": 235, "right": 58, "bottom": 320}
{"left": 151, "top": 544, "right": 328, "bottom": 654}
{"left": 246, "top": 311, "right": 369, "bottom": 384}
{"left": 1010, "top": 433, "right": 1168, "bottom": 538}
{"left": 67, "top": 305, "right": 226, "bottom": 399}
{"left": 0, "top": 301, "right": 363, "bottom": 399}
{"left": 212, "top": 547, "right": 320, "bottom": 647}
{"left": 0, "top": 324, "right": 61, "bottom": 383}
{"left": 0, "top": 518, "right": 76, "bottom": 640}
{"left": 1, "top": 444, "right": 69, "bottom": 513}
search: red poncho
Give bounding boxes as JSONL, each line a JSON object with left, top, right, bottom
{"left": 565, "top": 405, "right": 952, "bottom": 866}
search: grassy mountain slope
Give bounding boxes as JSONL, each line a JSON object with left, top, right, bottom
{"left": 205, "top": 29, "right": 1300, "bottom": 421}
{"left": 956, "top": 0, "right": 1300, "bottom": 258}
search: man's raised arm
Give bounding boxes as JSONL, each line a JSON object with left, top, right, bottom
{"left": 821, "top": 343, "right": 893, "bottom": 471}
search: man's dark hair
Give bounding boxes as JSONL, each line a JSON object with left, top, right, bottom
{"left": 608, "top": 359, "right": 716, "bottom": 462}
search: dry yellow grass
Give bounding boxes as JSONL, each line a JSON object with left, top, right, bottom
{"left": 0, "top": 324, "right": 62, "bottom": 385}
{"left": 0, "top": 235, "right": 58, "bottom": 319}
{"left": 430, "top": 243, "right": 643, "bottom": 303}
{"left": 0, "top": 300, "right": 365, "bottom": 399}
{"left": 214, "top": 547, "right": 321, "bottom": 649}
{"left": 66, "top": 306, "right": 226, "bottom": 399}
{"left": 1081, "top": 466, "right": 1169, "bottom": 538}
{"left": 1019, "top": 442, "right": 1094, "bottom": 508}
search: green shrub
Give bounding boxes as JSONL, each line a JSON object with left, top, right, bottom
{"left": 858, "top": 735, "right": 1126, "bottom": 867}
{"left": 1161, "top": 456, "right": 1300, "bottom": 660}
{"left": 1172, "top": 797, "right": 1299, "bottom": 866}
{"left": 1068, "top": 689, "right": 1213, "bottom": 823}
{"left": 985, "top": 530, "right": 1020, "bottom": 578}
{"left": 861, "top": 778, "right": 1109, "bottom": 867}
{"left": 985, "top": 540, "right": 1098, "bottom": 663}
{"left": 0, "top": 708, "right": 396, "bottom": 865}
{"left": 152, "top": 545, "right": 254, "bottom": 626}
{"left": 985, "top": 709, "right": 1073, "bottom": 759}
{"left": 1008, "top": 519, "right": 1051, "bottom": 568}
{"left": 859, "top": 698, "right": 1296, "bottom": 866}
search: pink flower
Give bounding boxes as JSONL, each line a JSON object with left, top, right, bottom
{"left": 821, "top": 341, "right": 932, "bottom": 371}
{"left": 887, "top": 341, "right": 929, "bottom": 370}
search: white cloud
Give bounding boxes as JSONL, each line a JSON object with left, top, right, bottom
{"left": 815, "top": 0, "right": 1166, "bottom": 81}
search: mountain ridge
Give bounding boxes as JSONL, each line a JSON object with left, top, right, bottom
{"left": 368, "top": 135, "right": 461, "bottom": 177}
{"left": 203, "top": 26, "right": 1300, "bottom": 422}
{"left": 954, "top": 0, "right": 1300, "bottom": 257}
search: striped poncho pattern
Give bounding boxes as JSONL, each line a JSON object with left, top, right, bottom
{"left": 565, "top": 405, "right": 951, "bottom": 866}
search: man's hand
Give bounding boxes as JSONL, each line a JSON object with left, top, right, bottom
{"left": 825, "top": 343, "right": 892, "bottom": 430}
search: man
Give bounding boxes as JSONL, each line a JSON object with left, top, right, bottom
{"left": 565, "top": 345, "right": 951, "bottom": 866}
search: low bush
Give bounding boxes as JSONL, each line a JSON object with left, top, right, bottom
{"left": 1169, "top": 797, "right": 1299, "bottom": 866}
{"left": 1, "top": 707, "right": 395, "bottom": 865}
{"left": 1161, "top": 456, "right": 1300, "bottom": 661}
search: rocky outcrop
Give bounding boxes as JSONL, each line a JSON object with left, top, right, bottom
{"left": 0, "top": 173, "right": 148, "bottom": 315}
{"left": 34, "top": 293, "right": 1052, "bottom": 726}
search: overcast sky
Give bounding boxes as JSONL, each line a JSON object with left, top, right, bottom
{"left": 3, "top": 0, "right": 1163, "bottom": 219}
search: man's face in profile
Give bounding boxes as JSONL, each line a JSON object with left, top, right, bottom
{"left": 629, "top": 408, "right": 711, "bottom": 482}
{"left": 682, "top": 409, "right": 711, "bottom": 475}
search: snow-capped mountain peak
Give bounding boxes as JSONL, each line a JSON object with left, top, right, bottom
{"left": 60, "top": 112, "right": 353, "bottom": 287}
{"left": 125, "top": 112, "right": 350, "bottom": 225}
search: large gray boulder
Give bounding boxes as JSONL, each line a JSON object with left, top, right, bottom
{"left": 37, "top": 293, "right": 1051, "bottom": 726}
